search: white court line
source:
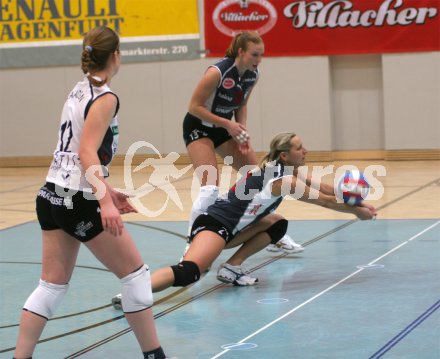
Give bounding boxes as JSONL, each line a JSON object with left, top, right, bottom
{"left": 211, "top": 220, "right": 440, "bottom": 359}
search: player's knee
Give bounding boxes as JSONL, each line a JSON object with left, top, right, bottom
{"left": 23, "top": 279, "right": 69, "bottom": 319}
{"left": 171, "top": 260, "right": 201, "bottom": 287}
{"left": 121, "top": 265, "right": 153, "bottom": 313}
{"left": 266, "top": 219, "right": 288, "bottom": 244}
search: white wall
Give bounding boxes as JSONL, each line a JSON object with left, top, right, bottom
{"left": 382, "top": 52, "right": 440, "bottom": 150}
{"left": 0, "top": 50, "right": 439, "bottom": 158}
{"left": 330, "top": 54, "right": 384, "bottom": 151}
{"left": 256, "top": 56, "right": 332, "bottom": 151}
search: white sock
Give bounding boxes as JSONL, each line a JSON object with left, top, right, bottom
{"left": 188, "top": 185, "right": 219, "bottom": 236}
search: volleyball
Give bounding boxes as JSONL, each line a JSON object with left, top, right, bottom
{"left": 336, "top": 170, "right": 370, "bottom": 206}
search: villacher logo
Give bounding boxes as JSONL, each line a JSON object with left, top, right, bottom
{"left": 212, "top": 0, "right": 278, "bottom": 36}
{"left": 282, "top": 0, "right": 438, "bottom": 29}
{"left": 222, "top": 78, "right": 235, "bottom": 89}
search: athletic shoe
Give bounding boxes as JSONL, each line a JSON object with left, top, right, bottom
{"left": 266, "top": 235, "right": 305, "bottom": 254}
{"left": 112, "top": 293, "right": 122, "bottom": 310}
{"left": 216, "top": 263, "right": 258, "bottom": 286}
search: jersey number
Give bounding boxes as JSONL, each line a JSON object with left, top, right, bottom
{"left": 59, "top": 121, "right": 73, "bottom": 152}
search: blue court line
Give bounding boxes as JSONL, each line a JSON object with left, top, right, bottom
{"left": 368, "top": 299, "right": 440, "bottom": 358}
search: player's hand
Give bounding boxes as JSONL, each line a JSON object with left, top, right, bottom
{"left": 238, "top": 141, "right": 253, "bottom": 155}
{"left": 100, "top": 202, "right": 124, "bottom": 236}
{"left": 226, "top": 122, "right": 250, "bottom": 145}
{"left": 110, "top": 189, "right": 138, "bottom": 215}
{"left": 354, "top": 202, "right": 378, "bottom": 220}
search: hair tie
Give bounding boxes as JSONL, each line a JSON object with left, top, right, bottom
{"left": 85, "top": 45, "right": 93, "bottom": 53}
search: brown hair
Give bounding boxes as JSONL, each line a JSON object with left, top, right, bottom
{"left": 258, "top": 132, "right": 297, "bottom": 169}
{"left": 225, "top": 31, "right": 263, "bottom": 58}
{"left": 81, "top": 26, "right": 119, "bottom": 87}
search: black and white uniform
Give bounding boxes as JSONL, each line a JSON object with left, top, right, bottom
{"left": 189, "top": 162, "right": 290, "bottom": 243}
{"left": 183, "top": 57, "right": 259, "bottom": 148}
{"left": 36, "top": 77, "right": 119, "bottom": 242}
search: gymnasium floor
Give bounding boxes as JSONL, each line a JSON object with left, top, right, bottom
{"left": 1, "top": 162, "right": 439, "bottom": 358}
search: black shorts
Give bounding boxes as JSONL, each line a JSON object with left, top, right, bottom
{"left": 36, "top": 182, "right": 104, "bottom": 242}
{"left": 189, "top": 213, "right": 233, "bottom": 243}
{"left": 183, "top": 112, "right": 232, "bottom": 148}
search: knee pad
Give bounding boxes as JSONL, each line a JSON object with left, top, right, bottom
{"left": 23, "top": 279, "right": 69, "bottom": 319}
{"left": 188, "top": 185, "right": 219, "bottom": 235}
{"left": 266, "top": 219, "right": 288, "bottom": 244}
{"left": 171, "top": 260, "right": 201, "bottom": 287}
{"left": 121, "top": 265, "right": 153, "bottom": 313}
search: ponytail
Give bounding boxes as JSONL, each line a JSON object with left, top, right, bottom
{"left": 258, "top": 132, "right": 296, "bottom": 169}
{"left": 81, "top": 26, "right": 119, "bottom": 87}
{"left": 225, "top": 31, "right": 263, "bottom": 58}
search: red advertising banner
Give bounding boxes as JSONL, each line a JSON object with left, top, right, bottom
{"left": 204, "top": 0, "right": 440, "bottom": 57}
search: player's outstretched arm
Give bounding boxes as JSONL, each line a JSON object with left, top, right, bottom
{"left": 275, "top": 176, "right": 377, "bottom": 220}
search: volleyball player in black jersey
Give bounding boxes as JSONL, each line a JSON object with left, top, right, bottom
{"left": 183, "top": 31, "right": 304, "bottom": 255}
{"left": 151, "top": 132, "right": 377, "bottom": 290}
{"left": 183, "top": 31, "right": 261, "bottom": 186}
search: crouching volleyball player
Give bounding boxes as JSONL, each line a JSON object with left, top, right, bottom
{"left": 112, "top": 132, "right": 376, "bottom": 309}
{"left": 141, "top": 132, "right": 377, "bottom": 295}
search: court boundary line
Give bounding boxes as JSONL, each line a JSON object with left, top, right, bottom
{"left": 1, "top": 177, "right": 438, "bottom": 355}
{"left": 46, "top": 177, "right": 440, "bottom": 359}
{"left": 0, "top": 285, "right": 199, "bottom": 354}
{"left": 275, "top": 176, "right": 440, "bottom": 249}
{"left": 210, "top": 220, "right": 440, "bottom": 358}
{"left": 0, "top": 221, "right": 186, "bottom": 332}
{"left": 0, "top": 219, "right": 36, "bottom": 232}
{"left": 0, "top": 182, "right": 42, "bottom": 194}
{"left": 60, "top": 219, "right": 440, "bottom": 358}
{"left": 2, "top": 220, "right": 437, "bottom": 355}
{"left": 62, "top": 284, "right": 225, "bottom": 358}
{"left": 368, "top": 299, "right": 440, "bottom": 359}
{"left": 127, "top": 221, "right": 187, "bottom": 239}
{"left": 0, "top": 263, "right": 111, "bottom": 330}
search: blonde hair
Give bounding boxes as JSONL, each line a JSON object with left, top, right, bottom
{"left": 225, "top": 31, "right": 263, "bottom": 58}
{"left": 81, "top": 26, "right": 119, "bottom": 87}
{"left": 258, "top": 132, "right": 297, "bottom": 169}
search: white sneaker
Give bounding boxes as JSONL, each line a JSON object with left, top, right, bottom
{"left": 216, "top": 263, "right": 258, "bottom": 286}
{"left": 266, "top": 235, "right": 305, "bottom": 254}
{"left": 111, "top": 293, "right": 122, "bottom": 310}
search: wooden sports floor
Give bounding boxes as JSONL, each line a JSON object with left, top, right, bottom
{"left": 1, "top": 160, "right": 439, "bottom": 358}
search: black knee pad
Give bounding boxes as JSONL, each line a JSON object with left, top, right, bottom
{"left": 266, "top": 219, "right": 288, "bottom": 244}
{"left": 171, "top": 260, "right": 201, "bottom": 287}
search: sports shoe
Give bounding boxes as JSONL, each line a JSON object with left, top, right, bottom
{"left": 112, "top": 293, "right": 122, "bottom": 310}
{"left": 266, "top": 235, "right": 305, "bottom": 254}
{"left": 216, "top": 263, "right": 258, "bottom": 286}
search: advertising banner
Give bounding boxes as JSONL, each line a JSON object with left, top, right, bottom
{"left": 0, "top": 0, "right": 201, "bottom": 68}
{"left": 204, "top": 0, "right": 440, "bottom": 57}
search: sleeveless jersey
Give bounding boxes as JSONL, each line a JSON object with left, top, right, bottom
{"left": 201, "top": 57, "right": 259, "bottom": 127}
{"left": 46, "top": 77, "right": 119, "bottom": 191}
{"left": 207, "top": 163, "right": 291, "bottom": 235}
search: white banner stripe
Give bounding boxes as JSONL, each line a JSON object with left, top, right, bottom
{"left": 0, "top": 34, "right": 200, "bottom": 49}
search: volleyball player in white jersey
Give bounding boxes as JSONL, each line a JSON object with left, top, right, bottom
{"left": 150, "top": 132, "right": 377, "bottom": 290}
{"left": 13, "top": 27, "right": 169, "bottom": 359}
{"left": 184, "top": 31, "right": 303, "bottom": 258}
